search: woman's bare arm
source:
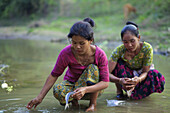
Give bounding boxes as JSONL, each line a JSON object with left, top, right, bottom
{"left": 27, "top": 74, "right": 58, "bottom": 109}
{"left": 37, "top": 74, "right": 58, "bottom": 100}
{"left": 109, "top": 60, "right": 121, "bottom": 83}
{"left": 138, "top": 65, "right": 150, "bottom": 82}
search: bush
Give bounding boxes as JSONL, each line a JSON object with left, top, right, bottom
{"left": 0, "top": 0, "right": 53, "bottom": 18}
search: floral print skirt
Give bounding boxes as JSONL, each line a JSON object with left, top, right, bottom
{"left": 112, "top": 59, "right": 165, "bottom": 100}
{"left": 53, "top": 64, "right": 103, "bottom": 105}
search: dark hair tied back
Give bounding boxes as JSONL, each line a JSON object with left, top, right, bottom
{"left": 83, "top": 17, "right": 95, "bottom": 27}
{"left": 121, "top": 21, "right": 139, "bottom": 39}
{"left": 126, "top": 21, "right": 138, "bottom": 30}
{"left": 67, "top": 17, "right": 95, "bottom": 41}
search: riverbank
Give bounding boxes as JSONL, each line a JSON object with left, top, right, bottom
{"left": 0, "top": 25, "right": 169, "bottom": 56}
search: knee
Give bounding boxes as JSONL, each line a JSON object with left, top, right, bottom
{"left": 148, "top": 69, "right": 160, "bottom": 76}
{"left": 87, "top": 64, "right": 99, "bottom": 76}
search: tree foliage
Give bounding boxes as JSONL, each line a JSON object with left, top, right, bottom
{"left": 0, "top": 0, "right": 169, "bottom": 21}
{"left": 0, "top": 0, "right": 56, "bottom": 18}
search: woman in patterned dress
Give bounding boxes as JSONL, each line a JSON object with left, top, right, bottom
{"left": 26, "top": 18, "right": 109, "bottom": 112}
{"left": 109, "top": 21, "right": 165, "bottom": 100}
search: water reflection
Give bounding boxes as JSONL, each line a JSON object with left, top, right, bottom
{"left": 0, "top": 39, "right": 169, "bottom": 113}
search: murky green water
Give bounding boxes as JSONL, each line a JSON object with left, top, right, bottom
{"left": 0, "top": 39, "right": 169, "bottom": 113}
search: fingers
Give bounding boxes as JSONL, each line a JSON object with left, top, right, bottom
{"left": 26, "top": 100, "right": 34, "bottom": 109}
{"left": 124, "top": 78, "right": 131, "bottom": 81}
{"left": 34, "top": 104, "right": 38, "bottom": 109}
{"left": 121, "top": 77, "right": 139, "bottom": 90}
{"left": 122, "top": 80, "right": 133, "bottom": 85}
{"left": 72, "top": 88, "right": 80, "bottom": 96}
{"left": 72, "top": 90, "right": 84, "bottom": 100}
{"left": 125, "top": 79, "right": 133, "bottom": 82}
{"left": 72, "top": 91, "right": 78, "bottom": 97}
{"left": 26, "top": 105, "right": 31, "bottom": 109}
{"left": 26, "top": 99, "right": 40, "bottom": 110}
{"left": 126, "top": 84, "right": 135, "bottom": 88}
{"left": 124, "top": 84, "right": 135, "bottom": 90}
{"left": 72, "top": 87, "right": 86, "bottom": 100}
{"left": 72, "top": 92, "right": 82, "bottom": 100}
{"left": 124, "top": 78, "right": 139, "bottom": 85}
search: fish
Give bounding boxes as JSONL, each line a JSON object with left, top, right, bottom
{"left": 127, "top": 88, "right": 133, "bottom": 97}
{"left": 65, "top": 91, "right": 75, "bottom": 110}
{"left": 106, "top": 99, "right": 125, "bottom": 107}
{"left": 127, "top": 78, "right": 135, "bottom": 97}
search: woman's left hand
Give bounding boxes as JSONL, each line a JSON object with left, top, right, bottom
{"left": 124, "top": 77, "right": 140, "bottom": 90}
{"left": 132, "top": 76, "right": 140, "bottom": 85}
{"left": 71, "top": 87, "right": 87, "bottom": 100}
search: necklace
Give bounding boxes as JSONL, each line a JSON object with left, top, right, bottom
{"left": 125, "top": 43, "right": 141, "bottom": 60}
{"left": 76, "top": 54, "right": 90, "bottom": 66}
{"left": 72, "top": 49, "right": 91, "bottom": 66}
{"left": 72, "top": 46, "right": 95, "bottom": 66}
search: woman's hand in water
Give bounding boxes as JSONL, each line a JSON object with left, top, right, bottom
{"left": 72, "top": 87, "right": 87, "bottom": 100}
{"left": 26, "top": 97, "right": 42, "bottom": 109}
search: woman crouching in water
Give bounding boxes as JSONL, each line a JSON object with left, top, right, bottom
{"left": 27, "top": 18, "right": 109, "bottom": 112}
{"left": 109, "top": 21, "right": 165, "bottom": 100}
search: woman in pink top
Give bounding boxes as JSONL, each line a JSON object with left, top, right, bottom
{"left": 27, "top": 18, "right": 109, "bottom": 112}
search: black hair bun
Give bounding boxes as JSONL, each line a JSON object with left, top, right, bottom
{"left": 83, "top": 17, "right": 95, "bottom": 27}
{"left": 126, "top": 21, "right": 138, "bottom": 28}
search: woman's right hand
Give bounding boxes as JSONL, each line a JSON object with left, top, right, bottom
{"left": 119, "top": 78, "right": 135, "bottom": 90}
{"left": 26, "top": 97, "right": 42, "bottom": 109}
{"left": 72, "top": 87, "right": 87, "bottom": 100}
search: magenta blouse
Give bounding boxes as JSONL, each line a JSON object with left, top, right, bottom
{"left": 51, "top": 44, "right": 109, "bottom": 82}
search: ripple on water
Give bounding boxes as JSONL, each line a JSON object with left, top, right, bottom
{"left": 0, "top": 98, "right": 22, "bottom": 102}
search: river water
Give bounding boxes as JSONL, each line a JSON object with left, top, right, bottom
{"left": 0, "top": 39, "right": 169, "bottom": 113}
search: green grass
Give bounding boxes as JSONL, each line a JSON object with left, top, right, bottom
{"left": 0, "top": 0, "right": 169, "bottom": 51}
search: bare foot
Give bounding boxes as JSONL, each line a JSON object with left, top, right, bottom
{"left": 85, "top": 104, "right": 96, "bottom": 112}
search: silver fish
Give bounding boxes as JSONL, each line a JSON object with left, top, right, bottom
{"left": 106, "top": 99, "right": 125, "bottom": 107}
{"left": 127, "top": 88, "right": 133, "bottom": 97}
{"left": 65, "top": 92, "right": 75, "bottom": 110}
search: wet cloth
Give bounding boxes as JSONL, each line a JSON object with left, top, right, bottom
{"left": 53, "top": 64, "right": 103, "bottom": 104}
{"left": 51, "top": 44, "right": 109, "bottom": 82}
{"left": 112, "top": 59, "right": 165, "bottom": 100}
{"left": 110, "top": 41, "right": 153, "bottom": 70}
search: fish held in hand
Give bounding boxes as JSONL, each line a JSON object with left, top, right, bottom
{"left": 127, "top": 78, "right": 135, "bottom": 97}
{"left": 65, "top": 92, "right": 75, "bottom": 110}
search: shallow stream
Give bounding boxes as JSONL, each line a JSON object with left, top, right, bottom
{"left": 0, "top": 39, "right": 169, "bottom": 113}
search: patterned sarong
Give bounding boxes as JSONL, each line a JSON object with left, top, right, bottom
{"left": 112, "top": 59, "right": 165, "bottom": 100}
{"left": 53, "top": 64, "right": 103, "bottom": 104}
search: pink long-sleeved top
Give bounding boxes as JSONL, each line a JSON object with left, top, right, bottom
{"left": 51, "top": 44, "right": 109, "bottom": 82}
